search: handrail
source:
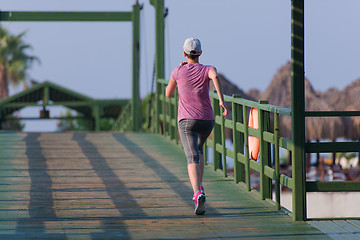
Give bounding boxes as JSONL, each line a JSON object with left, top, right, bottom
{"left": 151, "top": 78, "right": 360, "bottom": 221}
{"left": 153, "top": 78, "right": 294, "bottom": 212}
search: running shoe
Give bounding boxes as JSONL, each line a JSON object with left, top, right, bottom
{"left": 194, "top": 191, "right": 206, "bottom": 215}
{"left": 192, "top": 185, "right": 205, "bottom": 200}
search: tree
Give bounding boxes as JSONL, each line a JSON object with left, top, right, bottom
{"left": 0, "top": 26, "right": 39, "bottom": 99}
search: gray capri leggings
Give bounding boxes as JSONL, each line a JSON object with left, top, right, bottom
{"left": 178, "top": 119, "right": 214, "bottom": 164}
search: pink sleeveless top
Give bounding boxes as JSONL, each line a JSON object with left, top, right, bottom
{"left": 171, "top": 63, "right": 214, "bottom": 122}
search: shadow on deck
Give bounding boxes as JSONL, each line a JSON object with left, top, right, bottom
{"left": 0, "top": 132, "right": 332, "bottom": 239}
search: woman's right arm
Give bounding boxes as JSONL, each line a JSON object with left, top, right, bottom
{"left": 165, "top": 76, "right": 177, "bottom": 98}
{"left": 208, "top": 67, "right": 228, "bottom": 116}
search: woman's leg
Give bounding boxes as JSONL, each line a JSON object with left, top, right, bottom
{"left": 197, "top": 120, "right": 214, "bottom": 187}
{"left": 178, "top": 119, "right": 201, "bottom": 194}
{"left": 188, "top": 163, "right": 201, "bottom": 193}
{"left": 199, "top": 153, "right": 204, "bottom": 185}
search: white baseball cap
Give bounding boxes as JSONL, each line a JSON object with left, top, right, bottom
{"left": 183, "top": 38, "right": 202, "bottom": 55}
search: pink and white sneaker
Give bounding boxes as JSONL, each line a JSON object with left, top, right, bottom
{"left": 192, "top": 185, "right": 205, "bottom": 200}
{"left": 193, "top": 191, "right": 206, "bottom": 215}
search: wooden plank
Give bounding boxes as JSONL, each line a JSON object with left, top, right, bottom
{"left": 310, "top": 221, "right": 360, "bottom": 240}
{"left": 333, "top": 220, "right": 360, "bottom": 237}
{"left": 309, "top": 221, "right": 350, "bottom": 240}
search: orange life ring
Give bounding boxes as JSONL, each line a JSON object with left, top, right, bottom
{"left": 248, "top": 108, "right": 259, "bottom": 160}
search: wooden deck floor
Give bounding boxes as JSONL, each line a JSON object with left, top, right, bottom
{"left": 0, "top": 132, "right": 332, "bottom": 239}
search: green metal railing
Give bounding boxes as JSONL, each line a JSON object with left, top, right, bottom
{"left": 113, "top": 102, "right": 132, "bottom": 132}
{"left": 153, "top": 78, "right": 360, "bottom": 221}
{"left": 304, "top": 111, "right": 360, "bottom": 195}
{"left": 154, "top": 78, "right": 295, "bottom": 212}
{"left": 151, "top": 79, "right": 178, "bottom": 144}
{"left": 206, "top": 92, "right": 294, "bottom": 211}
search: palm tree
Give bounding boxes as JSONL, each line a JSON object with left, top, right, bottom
{"left": 0, "top": 26, "right": 39, "bottom": 99}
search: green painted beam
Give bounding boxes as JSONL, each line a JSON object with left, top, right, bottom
{"left": 2, "top": 100, "right": 128, "bottom": 108}
{"left": 0, "top": 11, "right": 132, "bottom": 21}
{"left": 305, "top": 111, "right": 360, "bottom": 117}
{"left": 306, "top": 181, "right": 360, "bottom": 192}
{"left": 211, "top": 91, "right": 292, "bottom": 116}
{"left": 306, "top": 142, "right": 360, "bottom": 153}
{"left": 5, "top": 116, "right": 89, "bottom": 120}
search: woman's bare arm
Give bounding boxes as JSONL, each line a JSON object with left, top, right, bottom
{"left": 165, "top": 76, "right": 177, "bottom": 98}
{"left": 208, "top": 67, "right": 228, "bottom": 116}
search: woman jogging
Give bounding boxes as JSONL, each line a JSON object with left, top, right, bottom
{"left": 165, "top": 38, "right": 228, "bottom": 215}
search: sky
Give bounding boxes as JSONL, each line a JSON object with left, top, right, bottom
{"left": 1, "top": 0, "right": 360, "bottom": 131}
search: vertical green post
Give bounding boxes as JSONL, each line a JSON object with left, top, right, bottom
{"left": 175, "top": 88, "right": 178, "bottom": 144}
{"left": 259, "top": 101, "right": 271, "bottom": 200}
{"left": 43, "top": 86, "right": 49, "bottom": 106}
{"left": 274, "top": 113, "right": 281, "bottom": 210}
{"left": 150, "top": 0, "right": 165, "bottom": 134}
{"left": 132, "top": 3, "right": 141, "bottom": 132}
{"left": 232, "top": 95, "right": 244, "bottom": 183}
{"left": 92, "top": 104, "right": 100, "bottom": 132}
{"left": 291, "top": 0, "right": 306, "bottom": 221}
{"left": 162, "top": 84, "right": 166, "bottom": 136}
{"left": 212, "top": 93, "right": 222, "bottom": 171}
{"left": 221, "top": 112, "right": 227, "bottom": 177}
{"left": 243, "top": 105, "right": 251, "bottom": 191}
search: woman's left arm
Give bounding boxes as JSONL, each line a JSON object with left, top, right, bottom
{"left": 165, "top": 76, "right": 177, "bottom": 98}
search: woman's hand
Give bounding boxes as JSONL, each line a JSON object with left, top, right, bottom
{"left": 220, "top": 102, "right": 228, "bottom": 116}
{"left": 180, "top": 61, "right": 188, "bottom": 66}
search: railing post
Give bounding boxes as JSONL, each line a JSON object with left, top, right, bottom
{"left": 259, "top": 100, "right": 271, "bottom": 200}
{"left": 274, "top": 113, "right": 281, "bottom": 210}
{"left": 232, "top": 95, "right": 245, "bottom": 183}
{"left": 150, "top": 0, "right": 165, "bottom": 135}
{"left": 162, "top": 83, "right": 166, "bottom": 135}
{"left": 92, "top": 104, "right": 101, "bottom": 132}
{"left": 291, "top": 0, "right": 306, "bottom": 221}
{"left": 221, "top": 110, "right": 227, "bottom": 177}
{"left": 156, "top": 81, "right": 161, "bottom": 134}
{"left": 175, "top": 88, "right": 178, "bottom": 144}
{"left": 212, "top": 92, "right": 222, "bottom": 171}
{"left": 243, "top": 105, "right": 251, "bottom": 191}
{"left": 169, "top": 94, "right": 175, "bottom": 141}
{"left": 132, "top": 2, "right": 141, "bottom": 132}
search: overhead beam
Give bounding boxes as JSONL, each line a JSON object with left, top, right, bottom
{"left": 0, "top": 11, "right": 132, "bottom": 22}
{"left": 2, "top": 100, "right": 129, "bottom": 108}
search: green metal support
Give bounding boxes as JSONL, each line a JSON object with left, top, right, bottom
{"left": 243, "top": 105, "right": 251, "bottom": 191}
{"left": 0, "top": 11, "right": 133, "bottom": 21}
{"left": 92, "top": 104, "right": 100, "bottom": 132}
{"left": 150, "top": 0, "right": 165, "bottom": 134}
{"left": 259, "top": 100, "right": 271, "bottom": 200}
{"left": 212, "top": 94, "right": 222, "bottom": 171}
{"left": 232, "top": 95, "right": 244, "bottom": 183}
{"left": 0, "top": 9, "right": 142, "bottom": 131}
{"left": 221, "top": 111, "right": 227, "bottom": 177}
{"left": 274, "top": 113, "right": 281, "bottom": 210}
{"left": 43, "top": 86, "right": 49, "bottom": 106}
{"left": 291, "top": 0, "right": 306, "bottom": 221}
{"left": 132, "top": 3, "right": 141, "bottom": 132}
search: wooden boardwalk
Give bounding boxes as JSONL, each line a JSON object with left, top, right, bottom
{"left": 0, "top": 132, "right": 334, "bottom": 239}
